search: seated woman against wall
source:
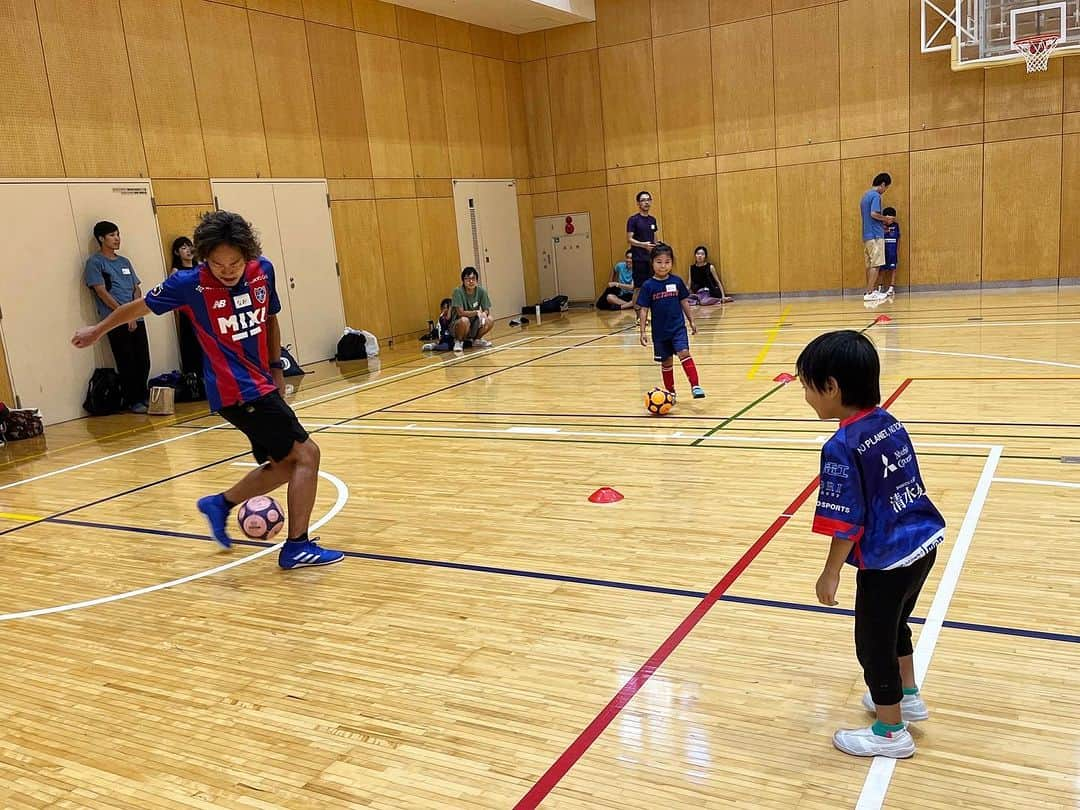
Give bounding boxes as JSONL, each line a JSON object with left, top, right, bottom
{"left": 688, "top": 245, "right": 733, "bottom": 305}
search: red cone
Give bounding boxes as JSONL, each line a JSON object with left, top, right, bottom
{"left": 588, "top": 487, "right": 624, "bottom": 504}
{"left": 773, "top": 372, "right": 795, "bottom": 384}
{"left": 875, "top": 314, "right": 892, "bottom": 323}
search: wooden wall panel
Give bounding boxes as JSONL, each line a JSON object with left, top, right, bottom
{"left": 985, "top": 62, "right": 1063, "bottom": 122}
{"left": 37, "top": 0, "right": 147, "bottom": 177}
{"left": 183, "top": 0, "right": 269, "bottom": 177}
{"left": 596, "top": 0, "right": 653, "bottom": 46}
{"left": 301, "top": 0, "right": 352, "bottom": 28}
{"left": 439, "top": 48, "right": 485, "bottom": 178}
{"left": 715, "top": 168, "right": 780, "bottom": 295}
{"left": 773, "top": 4, "right": 839, "bottom": 149}
{"left": 250, "top": 12, "right": 324, "bottom": 178}
{"left": 517, "top": 192, "right": 540, "bottom": 304}
{"left": 654, "top": 29, "right": 713, "bottom": 162}
{"left": 470, "top": 25, "right": 504, "bottom": 59}
{"left": 907, "top": 1, "right": 983, "bottom": 131}
{"left": 545, "top": 22, "right": 597, "bottom": 56}
{"left": 0, "top": 0, "right": 64, "bottom": 176}
{"left": 909, "top": 144, "right": 982, "bottom": 286}
{"left": 400, "top": 42, "right": 451, "bottom": 179}
{"left": 120, "top": 0, "right": 207, "bottom": 179}
{"left": 505, "top": 62, "right": 532, "bottom": 179}
{"left": 332, "top": 199, "right": 391, "bottom": 337}
{"left": 711, "top": 0, "right": 771, "bottom": 25}
{"left": 651, "top": 0, "right": 709, "bottom": 36}
{"left": 549, "top": 50, "right": 607, "bottom": 174}
{"left": 306, "top": 21, "right": 372, "bottom": 178}
{"left": 557, "top": 186, "right": 612, "bottom": 293}
{"left": 376, "top": 198, "right": 429, "bottom": 335}
{"left": 417, "top": 197, "right": 461, "bottom": 315}
{"left": 248, "top": 0, "right": 302, "bottom": 15}
{"left": 1065, "top": 57, "right": 1080, "bottom": 113}
{"left": 396, "top": 6, "right": 437, "bottom": 45}
{"left": 352, "top": 0, "right": 397, "bottom": 36}
{"left": 777, "top": 161, "right": 842, "bottom": 291}
{"left": 982, "top": 137, "right": 1061, "bottom": 281}
{"left": 520, "top": 31, "right": 547, "bottom": 61}
{"left": 839, "top": 0, "right": 908, "bottom": 140}
{"left": 521, "top": 59, "right": 556, "bottom": 177}
{"left": 712, "top": 16, "right": 775, "bottom": 155}
{"left": 598, "top": 42, "right": 659, "bottom": 168}
{"left": 436, "top": 16, "right": 471, "bottom": 51}
{"left": 356, "top": 33, "right": 414, "bottom": 178}
{"left": 658, "top": 175, "right": 719, "bottom": 291}
{"left": 475, "top": 57, "right": 515, "bottom": 177}
{"left": 1061, "top": 134, "right": 1080, "bottom": 278}
{"left": 840, "top": 154, "right": 909, "bottom": 291}
{"left": 156, "top": 203, "right": 213, "bottom": 265}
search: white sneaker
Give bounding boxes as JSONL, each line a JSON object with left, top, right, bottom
{"left": 421, "top": 342, "right": 435, "bottom": 351}
{"left": 453, "top": 340, "right": 464, "bottom": 353}
{"left": 474, "top": 338, "right": 493, "bottom": 348}
{"left": 863, "top": 291, "right": 878, "bottom": 301}
{"left": 886, "top": 287, "right": 895, "bottom": 299}
{"left": 862, "top": 691, "right": 929, "bottom": 722}
{"left": 833, "top": 724, "right": 915, "bottom": 758}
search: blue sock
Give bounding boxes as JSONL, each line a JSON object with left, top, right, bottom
{"left": 285, "top": 533, "right": 308, "bottom": 545}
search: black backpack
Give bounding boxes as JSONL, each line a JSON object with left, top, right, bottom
{"left": 279, "top": 345, "right": 306, "bottom": 376}
{"left": 83, "top": 368, "right": 125, "bottom": 415}
{"left": 175, "top": 372, "right": 206, "bottom": 402}
{"left": 335, "top": 333, "right": 367, "bottom": 361}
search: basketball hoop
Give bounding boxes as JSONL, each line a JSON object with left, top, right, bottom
{"left": 1013, "top": 33, "right": 1060, "bottom": 73}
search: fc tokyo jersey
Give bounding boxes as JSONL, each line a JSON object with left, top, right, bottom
{"left": 884, "top": 222, "right": 900, "bottom": 268}
{"left": 637, "top": 275, "right": 689, "bottom": 339}
{"left": 813, "top": 407, "right": 945, "bottom": 570}
{"left": 144, "top": 258, "right": 281, "bottom": 411}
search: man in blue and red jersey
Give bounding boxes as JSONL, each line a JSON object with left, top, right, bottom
{"left": 72, "top": 211, "right": 344, "bottom": 570}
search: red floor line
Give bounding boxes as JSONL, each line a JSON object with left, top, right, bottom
{"left": 514, "top": 379, "right": 913, "bottom": 809}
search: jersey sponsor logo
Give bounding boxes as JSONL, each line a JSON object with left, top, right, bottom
{"left": 212, "top": 298, "right": 228, "bottom": 310}
{"left": 816, "top": 500, "right": 851, "bottom": 514}
{"left": 855, "top": 420, "right": 905, "bottom": 454}
{"left": 148, "top": 285, "right": 163, "bottom": 297}
{"left": 217, "top": 308, "right": 267, "bottom": 341}
{"left": 881, "top": 453, "right": 898, "bottom": 477}
{"left": 889, "top": 480, "right": 926, "bottom": 514}
{"left": 823, "top": 461, "right": 849, "bottom": 479}
{"left": 821, "top": 480, "right": 843, "bottom": 499}
{"left": 233, "top": 293, "right": 252, "bottom": 308}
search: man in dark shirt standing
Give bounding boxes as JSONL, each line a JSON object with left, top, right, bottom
{"left": 626, "top": 190, "right": 658, "bottom": 324}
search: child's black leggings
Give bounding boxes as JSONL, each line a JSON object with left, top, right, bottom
{"left": 854, "top": 547, "right": 938, "bottom": 706}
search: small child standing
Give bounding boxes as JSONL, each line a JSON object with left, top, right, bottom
{"left": 637, "top": 243, "right": 704, "bottom": 399}
{"left": 797, "top": 330, "right": 946, "bottom": 759}
{"left": 881, "top": 207, "right": 900, "bottom": 299}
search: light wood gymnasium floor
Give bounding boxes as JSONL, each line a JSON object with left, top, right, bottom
{"left": 0, "top": 288, "right": 1077, "bottom": 809}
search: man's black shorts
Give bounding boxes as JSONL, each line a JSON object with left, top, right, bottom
{"left": 632, "top": 259, "right": 653, "bottom": 289}
{"left": 218, "top": 391, "right": 309, "bottom": 464}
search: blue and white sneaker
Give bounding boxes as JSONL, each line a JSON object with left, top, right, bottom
{"left": 197, "top": 494, "right": 233, "bottom": 549}
{"left": 691, "top": 385, "right": 706, "bottom": 399}
{"left": 278, "top": 537, "right": 345, "bottom": 570}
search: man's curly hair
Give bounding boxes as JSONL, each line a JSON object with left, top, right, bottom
{"left": 193, "top": 210, "right": 262, "bottom": 262}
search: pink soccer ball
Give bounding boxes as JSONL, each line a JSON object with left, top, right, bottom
{"left": 237, "top": 496, "right": 285, "bottom": 540}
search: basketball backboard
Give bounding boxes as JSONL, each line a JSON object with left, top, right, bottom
{"left": 921, "top": 0, "right": 1080, "bottom": 69}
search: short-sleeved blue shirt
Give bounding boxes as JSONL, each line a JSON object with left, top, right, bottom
{"left": 884, "top": 222, "right": 900, "bottom": 268}
{"left": 84, "top": 253, "right": 142, "bottom": 322}
{"left": 860, "top": 189, "right": 884, "bottom": 240}
{"left": 813, "top": 407, "right": 946, "bottom": 570}
{"left": 636, "top": 274, "right": 689, "bottom": 339}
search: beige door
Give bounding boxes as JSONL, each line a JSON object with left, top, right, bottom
{"left": 453, "top": 180, "right": 527, "bottom": 320}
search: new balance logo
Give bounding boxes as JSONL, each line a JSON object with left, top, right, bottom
{"left": 212, "top": 299, "right": 228, "bottom": 310}
{"left": 882, "top": 453, "right": 898, "bottom": 478}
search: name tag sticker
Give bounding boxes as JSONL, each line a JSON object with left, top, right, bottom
{"left": 121, "top": 267, "right": 131, "bottom": 275}
{"left": 233, "top": 293, "right": 252, "bottom": 308}
{"left": 666, "top": 283, "right": 677, "bottom": 292}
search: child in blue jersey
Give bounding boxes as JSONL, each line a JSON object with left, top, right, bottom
{"left": 797, "top": 330, "right": 945, "bottom": 759}
{"left": 73, "top": 211, "right": 344, "bottom": 570}
{"left": 881, "top": 207, "right": 900, "bottom": 299}
{"left": 637, "top": 244, "right": 704, "bottom": 398}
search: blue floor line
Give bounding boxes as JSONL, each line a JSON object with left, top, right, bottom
{"left": 45, "top": 516, "right": 1079, "bottom": 645}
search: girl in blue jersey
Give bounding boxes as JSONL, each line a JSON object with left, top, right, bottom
{"left": 636, "top": 244, "right": 704, "bottom": 399}
{"left": 798, "top": 330, "right": 946, "bottom": 760}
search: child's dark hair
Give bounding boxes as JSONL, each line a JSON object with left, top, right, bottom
{"left": 440, "top": 297, "right": 452, "bottom": 308}
{"left": 636, "top": 190, "right": 652, "bottom": 202}
{"left": 170, "top": 236, "right": 193, "bottom": 269}
{"left": 882, "top": 207, "right": 896, "bottom": 217}
{"left": 461, "top": 266, "right": 479, "bottom": 281}
{"left": 693, "top": 245, "right": 708, "bottom": 257}
{"left": 796, "top": 330, "right": 881, "bottom": 409}
{"left": 93, "top": 220, "right": 119, "bottom": 244}
{"left": 650, "top": 242, "right": 674, "bottom": 264}
{"left": 193, "top": 211, "right": 261, "bottom": 261}
{"left": 873, "top": 172, "right": 892, "bottom": 187}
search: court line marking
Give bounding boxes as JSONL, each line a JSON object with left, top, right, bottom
{"left": 855, "top": 445, "right": 1003, "bottom": 810}
{"left": 992, "top": 477, "right": 1080, "bottom": 489}
{"left": 513, "top": 380, "right": 912, "bottom": 809}
{"left": 0, "top": 339, "right": 532, "bottom": 495}
{"left": 746, "top": 305, "right": 791, "bottom": 379}
{"left": 0, "top": 511, "right": 44, "bottom": 521}
{"left": 34, "top": 513, "right": 1079, "bottom": 645}
{"left": 298, "top": 420, "right": 998, "bottom": 451}
{"left": 0, "top": 468, "right": 349, "bottom": 622}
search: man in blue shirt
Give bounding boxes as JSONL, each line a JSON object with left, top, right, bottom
{"left": 84, "top": 221, "right": 151, "bottom": 413}
{"left": 859, "top": 173, "right": 891, "bottom": 303}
